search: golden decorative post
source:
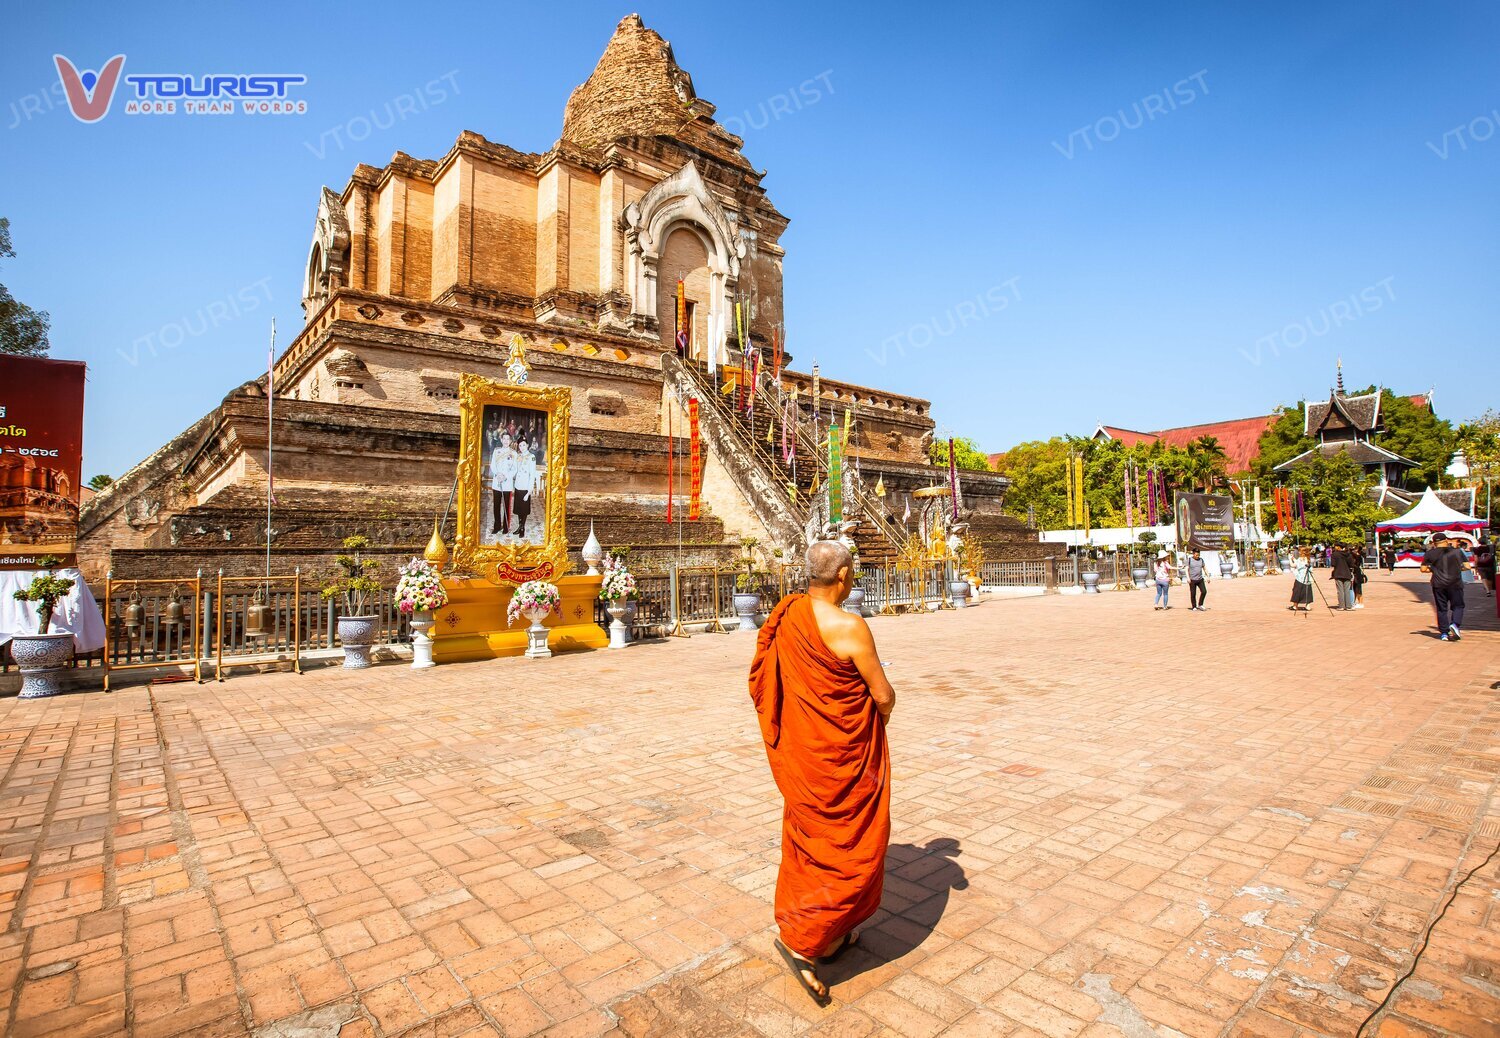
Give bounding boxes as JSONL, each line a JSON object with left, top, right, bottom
{"left": 424, "top": 522, "right": 450, "bottom": 571}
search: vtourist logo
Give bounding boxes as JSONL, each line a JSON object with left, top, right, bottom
{"left": 303, "top": 70, "right": 461, "bottom": 160}
{"left": 52, "top": 54, "right": 308, "bottom": 121}
{"left": 53, "top": 55, "right": 127, "bottom": 123}
{"left": 118, "top": 277, "right": 274, "bottom": 367}
{"left": 717, "top": 70, "right": 836, "bottom": 140}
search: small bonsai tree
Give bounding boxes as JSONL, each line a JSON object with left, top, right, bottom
{"left": 321, "top": 535, "right": 382, "bottom": 616}
{"left": 12, "top": 556, "right": 76, "bottom": 634}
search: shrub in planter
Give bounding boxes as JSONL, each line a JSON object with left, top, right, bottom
{"left": 10, "top": 556, "right": 78, "bottom": 699}
{"left": 322, "top": 535, "right": 383, "bottom": 668}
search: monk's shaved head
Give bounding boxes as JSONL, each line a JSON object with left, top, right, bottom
{"left": 806, "top": 539, "right": 853, "bottom": 585}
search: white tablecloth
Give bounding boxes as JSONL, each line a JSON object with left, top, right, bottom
{"left": 0, "top": 568, "right": 107, "bottom": 653}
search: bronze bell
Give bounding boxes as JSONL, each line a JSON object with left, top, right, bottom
{"left": 124, "top": 590, "right": 145, "bottom": 635}
{"left": 164, "top": 587, "right": 185, "bottom": 626}
{"left": 244, "top": 586, "right": 270, "bottom": 638}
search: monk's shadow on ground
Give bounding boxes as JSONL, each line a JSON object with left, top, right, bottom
{"left": 823, "top": 838, "right": 967, "bottom": 985}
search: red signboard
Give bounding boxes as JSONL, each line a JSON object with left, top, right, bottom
{"left": 0, "top": 356, "right": 87, "bottom": 561}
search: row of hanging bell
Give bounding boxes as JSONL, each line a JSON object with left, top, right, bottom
{"left": 121, "top": 588, "right": 186, "bottom": 634}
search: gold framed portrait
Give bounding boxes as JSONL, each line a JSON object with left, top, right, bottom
{"left": 453, "top": 373, "right": 572, "bottom": 583}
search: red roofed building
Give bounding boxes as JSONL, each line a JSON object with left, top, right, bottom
{"left": 1091, "top": 414, "right": 1279, "bottom": 473}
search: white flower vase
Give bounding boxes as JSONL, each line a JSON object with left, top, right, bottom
{"left": 582, "top": 523, "right": 604, "bottom": 576}
{"left": 524, "top": 606, "right": 553, "bottom": 658}
{"left": 409, "top": 609, "right": 435, "bottom": 669}
{"left": 606, "top": 600, "right": 629, "bottom": 650}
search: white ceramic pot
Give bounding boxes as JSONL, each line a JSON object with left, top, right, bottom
{"left": 733, "top": 592, "right": 762, "bottom": 632}
{"left": 337, "top": 614, "right": 380, "bottom": 669}
{"left": 948, "top": 579, "right": 972, "bottom": 607}
{"left": 844, "top": 586, "right": 866, "bottom": 616}
{"left": 1080, "top": 570, "right": 1101, "bottom": 594}
{"left": 10, "top": 632, "right": 74, "bottom": 699}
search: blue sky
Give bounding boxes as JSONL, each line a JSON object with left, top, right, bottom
{"left": 4, "top": 1, "right": 1496, "bottom": 479}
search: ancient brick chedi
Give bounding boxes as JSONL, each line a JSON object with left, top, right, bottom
{"left": 81, "top": 14, "right": 1037, "bottom": 581}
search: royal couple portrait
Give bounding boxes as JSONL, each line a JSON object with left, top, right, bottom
{"left": 482, "top": 404, "right": 547, "bottom": 545}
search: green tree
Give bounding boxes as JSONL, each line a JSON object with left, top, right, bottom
{"left": 1251, "top": 405, "right": 1312, "bottom": 482}
{"left": 1184, "top": 435, "right": 1229, "bottom": 491}
{"left": 991, "top": 437, "right": 1071, "bottom": 527}
{"left": 1372, "top": 389, "right": 1455, "bottom": 488}
{"left": 87, "top": 474, "right": 114, "bottom": 491}
{"left": 0, "top": 218, "right": 50, "bottom": 358}
{"left": 929, "top": 436, "right": 993, "bottom": 472}
{"left": 1456, "top": 409, "right": 1500, "bottom": 484}
{"left": 1283, "top": 452, "right": 1393, "bottom": 545}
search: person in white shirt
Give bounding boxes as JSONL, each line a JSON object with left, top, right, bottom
{"left": 488, "top": 433, "right": 518, "bottom": 537}
{"left": 512, "top": 438, "right": 539, "bottom": 542}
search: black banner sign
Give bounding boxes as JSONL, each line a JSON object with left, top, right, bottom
{"left": 1176, "top": 492, "right": 1235, "bottom": 551}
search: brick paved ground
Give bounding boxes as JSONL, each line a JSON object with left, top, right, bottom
{"left": 0, "top": 570, "right": 1496, "bottom": 1038}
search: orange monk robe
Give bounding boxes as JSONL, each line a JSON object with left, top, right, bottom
{"left": 748, "top": 594, "right": 891, "bottom": 958}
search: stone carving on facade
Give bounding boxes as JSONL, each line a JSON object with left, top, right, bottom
{"left": 302, "top": 187, "right": 350, "bottom": 317}
{"left": 324, "top": 349, "right": 369, "bottom": 391}
{"left": 620, "top": 161, "right": 740, "bottom": 365}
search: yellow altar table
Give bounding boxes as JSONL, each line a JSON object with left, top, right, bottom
{"left": 431, "top": 574, "right": 607, "bottom": 663}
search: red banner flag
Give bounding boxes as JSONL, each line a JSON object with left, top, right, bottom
{"left": 689, "top": 398, "right": 701, "bottom": 521}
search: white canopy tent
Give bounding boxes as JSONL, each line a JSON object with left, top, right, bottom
{"left": 1374, "top": 487, "right": 1485, "bottom": 564}
{"left": 1375, "top": 488, "right": 1484, "bottom": 539}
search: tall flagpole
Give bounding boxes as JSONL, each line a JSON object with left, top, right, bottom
{"left": 266, "top": 319, "right": 276, "bottom": 587}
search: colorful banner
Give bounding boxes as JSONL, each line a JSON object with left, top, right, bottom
{"left": 828, "top": 424, "right": 843, "bottom": 523}
{"left": 665, "top": 396, "right": 673, "bottom": 524}
{"left": 1, "top": 355, "right": 87, "bottom": 564}
{"left": 688, "top": 398, "right": 701, "bottom": 521}
{"left": 675, "top": 279, "right": 688, "bottom": 357}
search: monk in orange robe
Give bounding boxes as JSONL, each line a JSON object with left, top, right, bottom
{"left": 748, "top": 539, "right": 896, "bottom": 1004}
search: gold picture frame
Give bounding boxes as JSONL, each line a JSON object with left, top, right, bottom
{"left": 453, "top": 373, "right": 572, "bottom": 583}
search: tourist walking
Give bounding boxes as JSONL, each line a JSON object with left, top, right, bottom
{"left": 748, "top": 539, "right": 894, "bottom": 1006}
{"left": 1421, "top": 533, "right": 1473, "bottom": 641}
{"left": 1289, "top": 547, "right": 1314, "bottom": 611}
{"left": 1475, "top": 539, "right": 1495, "bottom": 597}
{"left": 1350, "top": 548, "right": 1366, "bottom": 609}
{"left": 1330, "top": 544, "right": 1355, "bottom": 610}
{"left": 1186, "top": 550, "right": 1208, "bottom": 611}
{"left": 1381, "top": 546, "right": 1397, "bottom": 573}
{"left": 1153, "top": 550, "right": 1176, "bottom": 610}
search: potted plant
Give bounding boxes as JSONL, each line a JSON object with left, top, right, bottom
{"left": 1131, "top": 534, "right": 1154, "bottom": 588}
{"left": 1219, "top": 552, "right": 1236, "bottom": 579}
{"left": 734, "top": 537, "right": 764, "bottom": 632}
{"left": 9, "top": 556, "right": 77, "bottom": 699}
{"left": 508, "top": 580, "right": 561, "bottom": 658}
{"left": 395, "top": 558, "right": 448, "bottom": 669}
{"left": 322, "top": 535, "right": 383, "bottom": 668}
{"left": 598, "top": 553, "right": 637, "bottom": 650}
{"left": 945, "top": 538, "right": 972, "bottom": 608}
{"left": 1252, "top": 547, "right": 1268, "bottom": 575}
{"left": 1080, "top": 547, "right": 1101, "bottom": 594}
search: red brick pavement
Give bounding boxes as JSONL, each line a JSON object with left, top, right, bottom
{"left": 0, "top": 570, "right": 1495, "bottom": 1037}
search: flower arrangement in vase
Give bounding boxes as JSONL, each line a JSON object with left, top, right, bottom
{"left": 395, "top": 558, "right": 449, "bottom": 614}
{"left": 598, "top": 554, "right": 637, "bottom": 650}
{"left": 395, "top": 558, "right": 448, "bottom": 669}
{"left": 508, "top": 580, "right": 561, "bottom": 658}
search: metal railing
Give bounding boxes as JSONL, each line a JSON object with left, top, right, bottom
{"left": 0, "top": 571, "right": 412, "bottom": 685}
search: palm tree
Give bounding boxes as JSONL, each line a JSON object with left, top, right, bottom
{"left": 1187, "top": 435, "right": 1228, "bottom": 491}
